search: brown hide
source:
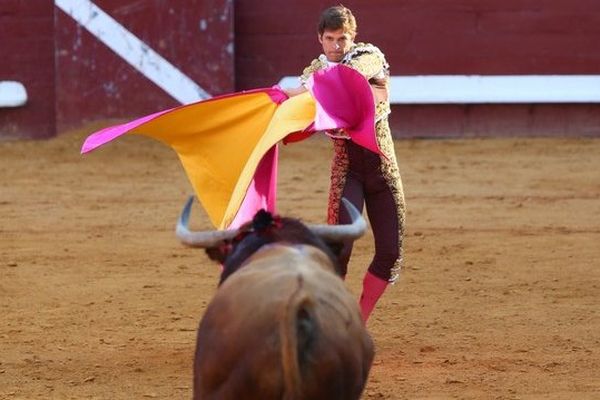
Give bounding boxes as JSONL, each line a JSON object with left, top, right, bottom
{"left": 194, "top": 244, "right": 374, "bottom": 400}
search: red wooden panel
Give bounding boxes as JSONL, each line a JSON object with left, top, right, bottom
{"left": 0, "top": 1, "right": 55, "bottom": 140}
{"left": 235, "top": 0, "right": 600, "bottom": 88}
{"left": 391, "top": 104, "right": 600, "bottom": 138}
{"left": 235, "top": 0, "right": 600, "bottom": 137}
{"left": 389, "top": 105, "right": 467, "bottom": 138}
{"left": 55, "top": 0, "right": 234, "bottom": 132}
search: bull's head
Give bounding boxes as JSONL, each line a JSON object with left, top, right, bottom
{"left": 176, "top": 196, "right": 366, "bottom": 283}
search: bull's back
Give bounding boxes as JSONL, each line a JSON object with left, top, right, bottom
{"left": 194, "top": 244, "right": 374, "bottom": 400}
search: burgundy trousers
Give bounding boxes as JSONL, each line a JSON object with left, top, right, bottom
{"left": 335, "top": 140, "right": 401, "bottom": 281}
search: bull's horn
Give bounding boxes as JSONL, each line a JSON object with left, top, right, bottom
{"left": 175, "top": 196, "right": 239, "bottom": 247}
{"left": 308, "top": 198, "right": 367, "bottom": 241}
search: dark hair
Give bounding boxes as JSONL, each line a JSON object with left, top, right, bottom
{"left": 317, "top": 5, "right": 357, "bottom": 37}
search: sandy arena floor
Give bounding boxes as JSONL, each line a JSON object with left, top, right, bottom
{"left": 1, "top": 125, "right": 599, "bottom": 399}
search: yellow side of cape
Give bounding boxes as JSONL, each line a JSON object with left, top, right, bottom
{"left": 126, "top": 91, "right": 315, "bottom": 228}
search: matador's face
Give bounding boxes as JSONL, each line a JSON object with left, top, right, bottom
{"left": 318, "top": 29, "right": 355, "bottom": 63}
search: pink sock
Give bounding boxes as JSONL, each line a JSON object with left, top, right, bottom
{"left": 359, "top": 272, "right": 388, "bottom": 323}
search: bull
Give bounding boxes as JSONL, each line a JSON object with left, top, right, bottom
{"left": 176, "top": 197, "right": 374, "bottom": 400}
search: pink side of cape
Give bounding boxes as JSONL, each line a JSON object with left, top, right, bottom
{"left": 228, "top": 145, "right": 278, "bottom": 229}
{"left": 306, "top": 64, "right": 382, "bottom": 156}
{"left": 80, "top": 109, "right": 172, "bottom": 154}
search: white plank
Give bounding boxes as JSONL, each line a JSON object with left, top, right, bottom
{"left": 0, "top": 81, "right": 28, "bottom": 107}
{"left": 279, "top": 75, "right": 600, "bottom": 104}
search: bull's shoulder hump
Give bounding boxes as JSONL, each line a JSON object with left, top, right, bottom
{"left": 243, "top": 243, "right": 335, "bottom": 271}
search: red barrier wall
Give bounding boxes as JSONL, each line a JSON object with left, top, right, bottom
{"left": 0, "top": 0, "right": 56, "bottom": 140}
{"left": 236, "top": 0, "right": 600, "bottom": 84}
{"left": 55, "top": 0, "right": 234, "bottom": 132}
{"left": 235, "top": 0, "right": 600, "bottom": 137}
{"left": 0, "top": 1, "right": 233, "bottom": 140}
{"left": 1, "top": 1, "right": 599, "bottom": 139}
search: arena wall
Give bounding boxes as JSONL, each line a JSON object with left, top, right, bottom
{"left": 235, "top": 0, "right": 600, "bottom": 137}
{"left": 0, "top": 0, "right": 233, "bottom": 140}
{"left": 0, "top": 1, "right": 599, "bottom": 140}
{"left": 55, "top": 0, "right": 234, "bottom": 133}
{"left": 0, "top": 1, "right": 56, "bottom": 140}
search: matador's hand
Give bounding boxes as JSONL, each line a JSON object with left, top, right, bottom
{"left": 325, "top": 129, "right": 351, "bottom": 139}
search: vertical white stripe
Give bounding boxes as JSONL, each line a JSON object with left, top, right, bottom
{"left": 55, "top": 0, "right": 211, "bottom": 104}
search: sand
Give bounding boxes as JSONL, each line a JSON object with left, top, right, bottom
{"left": 1, "top": 125, "right": 599, "bottom": 399}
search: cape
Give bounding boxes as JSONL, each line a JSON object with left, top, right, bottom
{"left": 81, "top": 64, "right": 381, "bottom": 229}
